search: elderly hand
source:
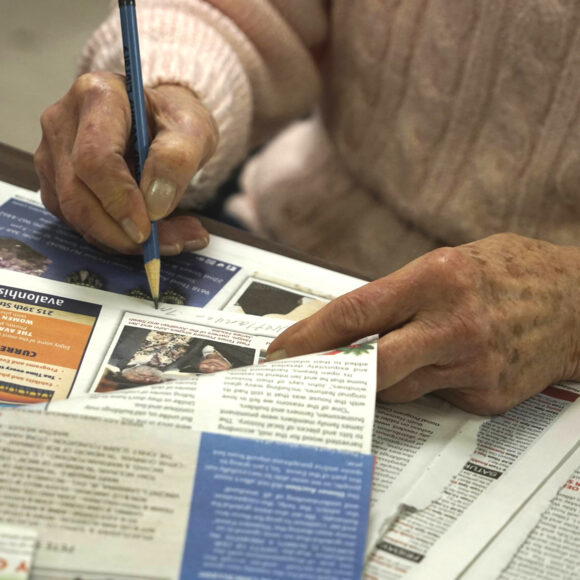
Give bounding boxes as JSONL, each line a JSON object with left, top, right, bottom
{"left": 266, "top": 234, "right": 580, "bottom": 415}
{"left": 34, "top": 71, "right": 218, "bottom": 254}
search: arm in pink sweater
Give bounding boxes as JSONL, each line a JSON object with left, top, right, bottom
{"left": 79, "top": 0, "right": 329, "bottom": 207}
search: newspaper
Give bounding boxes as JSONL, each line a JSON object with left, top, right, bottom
{"left": 0, "top": 409, "right": 374, "bottom": 580}
{"left": 363, "top": 384, "right": 580, "bottom": 580}
{"left": 463, "top": 440, "right": 580, "bottom": 579}
{"left": 0, "top": 182, "right": 379, "bottom": 579}
{"left": 496, "top": 448, "right": 580, "bottom": 579}
{"left": 0, "top": 276, "right": 378, "bottom": 578}
{"left": 2, "top": 182, "right": 580, "bottom": 579}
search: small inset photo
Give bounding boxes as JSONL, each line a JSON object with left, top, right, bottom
{"left": 0, "top": 237, "right": 51, "bottom": 276}
{"left": 224, "top": 278, "right": 329, "bottom": 321}
{"left": 95, "top": 326, "right": 256, "bottom": 392}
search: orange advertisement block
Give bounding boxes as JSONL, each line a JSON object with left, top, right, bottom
{"left": 0, "top": 312, "right": 93, "bottom": 367}
{"left": 0, "top": 289, "right": 101, "bottom": 405}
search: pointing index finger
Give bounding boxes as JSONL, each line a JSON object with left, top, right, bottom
{"left": 266, "top": 270, "right": 422, "bottom": 359}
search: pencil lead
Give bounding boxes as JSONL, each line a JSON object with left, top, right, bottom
{"left": 154, "top": 297, "right": 159, "bottom": 309}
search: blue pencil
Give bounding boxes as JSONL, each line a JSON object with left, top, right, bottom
{"left": 118, "top": 0, "right": 160, "bottom": 308}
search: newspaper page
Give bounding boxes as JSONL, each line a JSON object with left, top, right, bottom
{"left": 4, "top": 232, "right": 579, "bottom": 579}
{"left": 366, "top": 399, "right": 481, "bottom": 554}
{"left": 0, "top": 275, "right": 378, "bottom": 455}
{"left": 0, "top": 408, "right": 374, "bottom": 580}
{"left": 0, "top": 186, "right": 240, "bottom": 307}
{"left": 463, "top": 440, "right": 580, "bottom": 579}
{"left": 0, "top": 264, "right": 378, "bottom": 453}
{"left": 362, "top": 383, "right": 580, "bottom": 579}
{"left": 415, "top": 382, "right": 580, "bottom": 580}
{"left": 496, "top": 449, "right": 580, "bottom": 579}
{"left": 36, "top": 341, "right": 377, "bottom": 454}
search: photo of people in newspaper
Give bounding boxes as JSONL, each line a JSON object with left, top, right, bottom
{"left": 95, "top": 326, "right": 256, "bottom": 392}
{"left": 225, "top": 278, "right": 328, "bottom": 320}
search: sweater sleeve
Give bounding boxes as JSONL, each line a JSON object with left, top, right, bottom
{"left": 78, "top": 0, "right": 328, "bottom": 208}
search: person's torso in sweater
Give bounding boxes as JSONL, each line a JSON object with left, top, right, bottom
{"left": 322, "top": 0, "right": 580, "bottom": 246}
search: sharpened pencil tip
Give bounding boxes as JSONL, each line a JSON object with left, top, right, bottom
{"left": 154, "top": 298, "right": 159, "bottom": 309}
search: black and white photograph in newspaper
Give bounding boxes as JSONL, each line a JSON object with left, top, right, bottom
{"left": 224, "top": 276, "right": 330, "bottom": 320}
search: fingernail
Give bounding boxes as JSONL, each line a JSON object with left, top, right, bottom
{"left": 121, "top": 218, "right": 145, "bottom": 244}
{"left": 266, "top": 349, "right": 287, "bottom": 362}
{"left": 159, "top": 243, "right": 182, "bottom": 256}
{"left": 183, "top": 237, "right": 209, "bottom": 252}
{"left": 146, "top": 178, "right": 177, "bottom": 220}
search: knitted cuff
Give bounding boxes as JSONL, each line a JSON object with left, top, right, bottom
{"left": 79, "top": 0, "right": 252, "bottom": 208}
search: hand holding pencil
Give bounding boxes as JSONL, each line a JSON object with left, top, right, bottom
{"left": 33, "top": 10, "right": 218, "bottom": 266}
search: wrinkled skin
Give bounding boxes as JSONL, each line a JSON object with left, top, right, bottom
{"left": 34, "top": 71, "right": 218, "bottom": 255}
{"left": 267, "top": 234, "right": 580, "bottom": 415}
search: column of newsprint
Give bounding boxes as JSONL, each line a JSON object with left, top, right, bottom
{"left": 363, "top": 383, "right": 580, "bottom": 579}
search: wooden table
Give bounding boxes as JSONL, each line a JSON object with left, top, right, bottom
{"left": 0, "top": 142, "right": 366, "bottom": 279}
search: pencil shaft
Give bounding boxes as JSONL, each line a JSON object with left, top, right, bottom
{"left": 118, "top": 0, "right": 160, "bottom": 305}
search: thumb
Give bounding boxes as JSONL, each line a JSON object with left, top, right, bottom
{"left": 141, "top": 84, "right": 218, "bottom": 220}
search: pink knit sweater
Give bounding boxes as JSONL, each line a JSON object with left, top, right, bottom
{"left": 81, "top": 0, "right": 580, "bottom": 279}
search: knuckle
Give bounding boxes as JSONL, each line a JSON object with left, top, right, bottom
{"left": 39, "top": 188, "right": 60, "bottom": 217}
{"left": 99, "top": 193, "right": 131, "bottom": 219}
{"left": 423, "top": 246, "right": 476, "bottom": 293}
{"left": 33, "top": 147, "right": 49, "bottom": 175}
{"left": 490, "top": 232, "right": 519, "bottom": 246}
{"left": 400, "top": 375, "right": 427, "bottom": 401}
{"left": 152, "top": 87, "right": 219, "bottom": 169}
{"left": 180, "top": 108, "right": 219, "bottom": 163}
{"left": 150, "top": 136, "right": 200, "bottom": 176}
{"left": 71, "top": 140, "right": 114, "bottom": 184}
{"left": 59, "top": 194, "right": 95, "bottom": 233}
{"left": 328, "top": 293, "right": 373, "bottom": 336}
{"left": 72, "top": 71, "right": 121, "bottom": 100}
{"left": 454, "top": 390, "right": 507, "bottom": 416}
{"left": 472, "top": 353, "right": 506, "bottom": 399}
{"left": 425, "top": 246, "right": 467, "bottom": 274}
{"left": 449, "top": 310, "right": 488, "bottom": 352}
{"left": 173, "top": 108, "right": 199, "bottom": 131}
{"left": 39, "top": 104, "right": 59, "bottom": 134}
{"left": 163, "top": 137, "right": 198, "bottom": 170}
